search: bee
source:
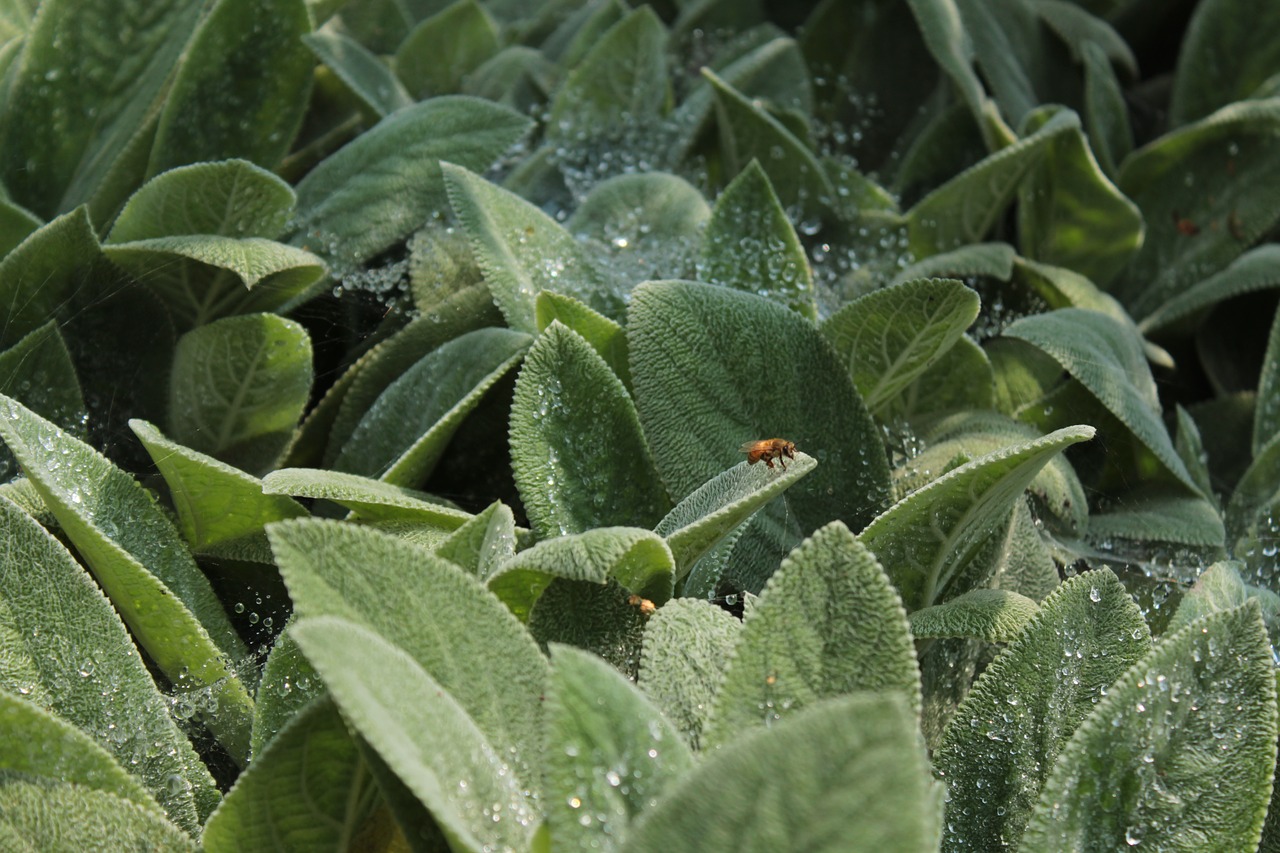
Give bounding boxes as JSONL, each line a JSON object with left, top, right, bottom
{"left": 627, "top": 594, "right": 656, "bottom": 616}
{"left": 740, "top": 438, "right": 797, "bottom": 471}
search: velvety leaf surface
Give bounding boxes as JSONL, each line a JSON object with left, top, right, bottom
{"left": 249, "top": 628, "right": 324, "bottom": 760}
{"left": 637, "top": 598, "right": 741, "bottom": 749}
{"left": 934, "top": 570, "right": 1151, "bottom": 850}
{"left": 888, "top": 242, "right": 1016, "bottom": 287}
{"left": 291, "top": 616, "right": 540, "bottom": 853}
{"left": 528, "top": 579, "right": 649, "bottom": 677}
{"left": 0, "top": 321, "right": 85, "bottom": 481}
{"left": 333, "top": 327, "right": 529, "bottom": 486}
{"left": 0, "top": 394, "right": 253, "bottom": 763}
{"left": 291, "top": 97, "right": 530, "bottom": 271}
{"left": 820, "top": 277, "right": 979, "bottom": 417}
{"left": 202, "top": 697, "right": 391, "bottom": 853}
{"left": 1170, "top": 0, "right": 1280, "bottom": 126}
{"left": 621, "top": 694, "right": 944, "bottom": 853}
{"left": 1022, "top": 603, "right": 1278, "bottom": 852}
{"left": 534, "top": 291, "right": 630, "bottom": 389}
{"left": 130, "top": 419, "right": 306, "bottom": 559}
{"left": 0, "top": 498, "right": 218, "bottom": 832}
{"left": 1256, "top": 301, "right": 1280, "bottom": 455}
{"left": 0, "top": 783, "right": 198, "bottom": 852}
{"left": 394, "top": 0, "right": 501, "bottom": 100}
{"left": 262, "top": 467, "right": 472, "bottom": 527}
{"left": 1166, "top": 560, "right": 1280, "bottom": 642}
{"left": 304, "top": 29, "right": 412, "bottom": 118}
{"left": 147, "top": 0, "right": 313, "bottom": 174}
{"left": 511, "top": 324, "right": 668, "bottom": 539}
{"left": 268, "top": 519, "right": 547, "bottom": 786}
{"left": 907, "top": 588, "right": 1039, "bottom": 642}
{"left": 443, "top": 163, "right": 617, "bottom": 331}
{"left": 544, "top": 645, "right": 694, "bottom": 853}
{"left": 860, "top": 425, "right": 1094, "bottom": 611}
{"left": 435, "top": 500, "right": 518, "bottom": 580}
{"left": 628, "top": 280, "right": 891, "bottom": 592}
{"left": 699, "top": 160, "right": 815, "bottom": 319}
{"left": 168, "top": 314, "right": 313, "bottom": 476}
{"left": 1082, "top": 40, "right": 1134, "bottom": 179}
{"left": 705, "top": 522, "right": 920, "bottom": 747}
{"left": 487, "top": 527, "right": 674, "bottom": 622}
{"left": 1138, "top": 245, "right": 1280, "bottom": 334}
{"left": 1087, "top": 489, "right": 1227, "bottom": 548}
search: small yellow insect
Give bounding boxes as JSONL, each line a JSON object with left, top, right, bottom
{"left": 739, "top": 438, "right": 797, "bottom": 470}
{"left": 627, "top": 594, "right": 656, "bottom": 616}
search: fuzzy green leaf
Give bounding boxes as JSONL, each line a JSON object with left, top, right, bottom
{"left": 443, "top": 163, "right": 617, "bottom": 332}
{"left": 1174, "top": 404, "right": 1214, "bottom": 499}
{"left": 168, "top": 314, "right": 313, "bottom": 476}
{"left": 637, "top": 598, "right": 741, "bottom": 749}
{"left": 435, "top": 500, "right": 518, "bottom": 580}
{"left": 1139, "top": 245, "right": 1280, "bottom": 334}
{"left": 699, "top": 160, "right": 815, "bottom": 319}
{"left": 655, "top": 451, "right": 816, "bottom": 581}
{"left": 249, "top": 629, "right": 324, "bottom": 760}
{"left": 0, "top": 321, "right": 85, "bottom": 481}
{"left": 621, "top": 693, "right": 944, "bottom": 853}
{"left": 528, "top": 579, "right": 649, "bottom": 677}
{"left": 1170, "top": 0, "right": 1280, "bottom": 126}
{"left": 0, "top": 208, "right": 101, "bottom": 349}
{"left": 130, "top": 419, "right": 306, "bottom": 560}
{"left": 394, "top": 0, "right": 501, "bottom": 100}
{"left": 0, "top": 394, "right": 253, "bottom": 764}
{"left": 269, "top": 519, "right": 547, "bottom": 787}
{"left": 1116, "top": 99, "right": 1280, "bottom": 321}
{"left": 893, "top": 334, "right": 997, "bottom": 424}
{"left": 292, "top": 97, "right": 530, "bottom": 271}
{"left": 511, "top": 323, "right": 669, "bottom": 539}
{"left": 907, "top": 588, "right": 1039, "bottom": 642}
{"left": 262, "top": 467, "right": 472, "bottom": 527}
{"left": 544, "top": 645, "right": 694, "bottom": 853}
{"left": 1022, "top": 603, "right": 1278, "bottom": 852}
{"left": 534, "top": 291, "right": 631, "bottom": 389}
{"left": 821, "top": 278, "right": 980, "bottom": 417}
{"left": 1256, "top": 297, "right": 1280, "bottom": 455}
{"left": 334, "top": 327, "right": 529, "bottom": 487}
{"left": 202, "top": 697, "right": 390, "bottom": 853}
{"left": 291, "top": 615, "right": 539, "bottom": 853}
{"left": 107, "top": 159, "right": 295, "bottom": 243}
{"left": 0, "top": 0, "right": 202, "bottom": 218}
{"left": 1016, "top": 106, "right": 1143, "bottom": 286}
{"left": 304, "top": 30, "right": 411, "bottom": 118}
{"left": 1167, "top": 560, "right": 1280, "bottom": 641}
{"left": 1229, "top": 430, "right": 1280, "bottom": 556}
{"left": 0, "top": 783, "right": 198, "bottom": 852}
{"left": 487, "top": 527, "right": 674, "bottom": 622}
{"left": 628, "top": 280, "right": 891, "bottom": 592}
{"left": 934, "top": 569, "right": 1152, "bottom": 850}
{"left": 1082, "top": 40, "right": 1133, "bottom": 179}
{"left": 860, "top": 424, "right": 1095, "bottom": 611}
{"left": 1088, "top": 489, "right": 1227, "bottom": 548}
{"left": 704, "top": 522, "right": 919, "bottom": 747}
{"left": 889, "top": 242, "right": 1016, "bottom": 287}
{"left": 0, "top": 199, "right": 41, "bottom": 258}
{"left": 0, "top": 497, "right": 219, "bottom": 832}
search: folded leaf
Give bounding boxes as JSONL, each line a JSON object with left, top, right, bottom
{"left": 907, "top": 588, "right": 1038, "bottom": 642}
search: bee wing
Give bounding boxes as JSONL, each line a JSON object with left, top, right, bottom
{"left": 739, "top": 440, "right": 759, "bottom": 453}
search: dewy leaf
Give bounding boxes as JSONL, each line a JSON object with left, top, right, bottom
{"left": 334, "top": 327, "right": 529, "bottom": 487}
{"left": 907, "top": 588, "right": 1039, "bottom": 642}
{"left": 704, "top": 522, "right": 919, "bottom": 748}
{"left": 1004, "top": 308, "right": 1199, "bottom": 492}
{"left": 698, "top": 160, "right": 815, "bottom": 319}
{"left": 1088, "top": 488, "right": 1227, "bottom": 548}
{"left": 107, "top": 159, "right": 296, "bottom": 243}
{"left": 0, "top": 395, "right": 254, "bottom": 764}
{"left": 394, "top": 0, "right": 501, "bottom": 100}
{"left": 291, "top": 97, "right": 531, "bottom": 271}
{"left": 820, "top": 277, "right": 980, "bottom": 417}
{"left": 0, "top": 321, "right": 85, "bottom": 481}
{"left": 1022, "top": 603, "right": 1278, "bottom": 852}
{"left": 0, "top": 207, "right": 101, "bottom": 349}
{"left": 546, "top": 6, "right": 669, "bottom": 144}
{"left": 0, "top": 783, "right": 199, "bottom": 852}
{"left": 1174, "top": 404, "right": 1214, "bottom": 499}
{"left": 0, "top": 497, "right": 219, "bottom": 833}
{"left": 934, "top": 570, "right": 1150, "bottom": 849}
{"left": 1016, "top": 106, "right": 1144, "bottom": 287}
{"left": 1139, "top": 245, "right": 1280, "bottom": 333}
{"left": 906, "top": 109, "right": 1079, "bottom": 258}
{"left": 628, "top": 280, "right": 891, "bottom": 560}
{"left": 147, "top": 0, "right": 313, "bottom": 174}
{"left": 262, "top": 467, "right": 472, "bottom": 527}
{"left": 268, "top": 519, "right": 547, "bottom": 787}
{"left": 202, "top": 697, "right": 389, "bottom": 853}
{"left": 621, "top": 693, "right": 944, "bottom": 853}
{"left": 859, "top": 424, "right": 1095, "bottom": 612}
{"left": 510, "top": 324, "right": 669, "bottom": 540}
{"left": 704, "top": 69, "right": 834, "bottom": 220}
{"left": 1116, "top": 99, "right": 1280, "bottom": 322}
{"left": 443, "top": 162, "right": 618, "bottom": 332}
{"left": 250, "top": 628, "right": 324, "bottom": 760}
{"left": 1254, "top": 299, "right": 1280, "bottom": 457}
{"left": 889, "top": 242, "right": 1017, "bottom": 287}
{"left": 544, "top": 645, "right": 694, "bottom": 853}
{"left": 1170, "top": 0, "right": 1280, "bottom": 126}
{"left": 638, "top": 598, "right": 741, "bottom": 750}
{"left": 168, "top": 314, "right": 313, "bottom": 477}
{"left": 655, "top": 450, "right": 816, "bottom": 581}
{"left": 303, "top": 29, "right": 412, "bottom": 118}
{"left": 435, "top": 500, "right": 518, "bottom": 580}
{"left": 528, "top": 578, "right": 649, "bottom": 677}
{"left": 0, "top": 0, "right": 202, "bottom": 218}
{"left": 130, "top": 419, "right": 307, "bottom": 560}
{"left": 535, "top": 290, "right": 631, "bottom": 390}
{"left": 893, "top": 334, "right": 997, "bottom": 425}
{"left": 0, "top": 692, "right": 160, "bottom": 816}
{"left": 487, "top": 527, "right": 675, "bottom": 622}
{"left": 290, "top": 616, "right": 540, "bottom": 853}
{"left": 1166, "top": 560, "right": 1280, "bottom": 641}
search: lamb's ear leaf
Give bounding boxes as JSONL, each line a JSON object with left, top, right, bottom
{"left": 1022, "top": 603, "right": 1278, "bottom": 853}
{"left": 303, "top": 29, "right": 412, "bottom": 118}
{"left": 394, "top": 0, "right": 501, "bottom": 100}
{"left": 908, "top": 588, "right": 1039, "bottom": 642}
{"left": 1170, "top": 0, "right": 1280, "bottom": 126}
{"left": 0, "top": 783, "right": 199, "bottom": 851}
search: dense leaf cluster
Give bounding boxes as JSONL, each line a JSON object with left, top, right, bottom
{"left": 1, "top": 0, "right": 1279, "bottom": 850}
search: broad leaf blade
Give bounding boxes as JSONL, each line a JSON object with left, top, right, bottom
{"left": 907, "top": 588, "right": 1039, "bottom": 642}
{"left": 394, "top": 0, "right": 501, "bottom": 100}
{"left": 0, "top": 783, "right": 198, "bottom": 852}
{"left": 262, "top": 467, "right": 472, "bottom": 527}
{"left": 1170, "top": 0, "right": 1280, "bottom": 126}
{"left": 304, "top": 29, "right": 412, "bottom": 118}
